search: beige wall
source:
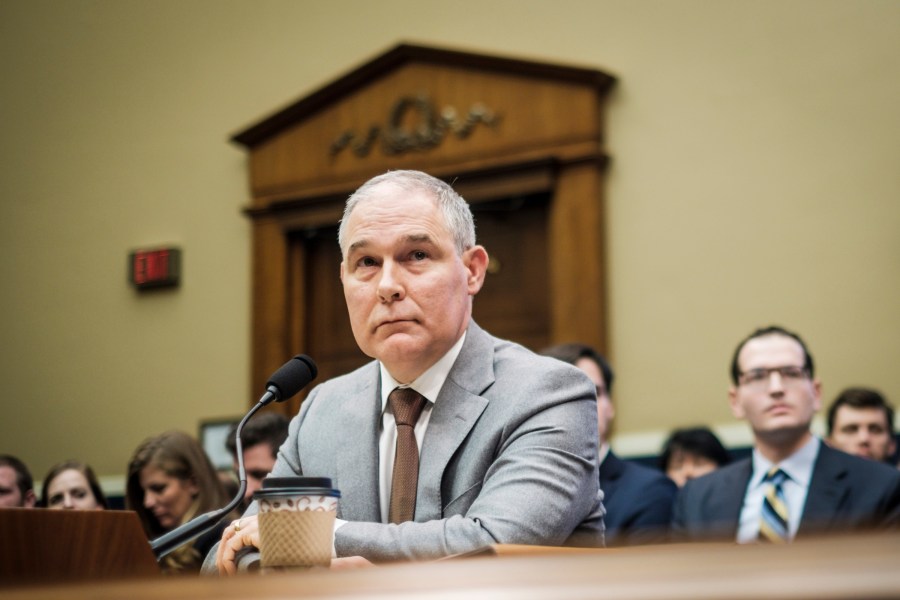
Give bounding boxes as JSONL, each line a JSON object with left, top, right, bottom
{"left": 2, "top": 0, "right": 898, "bottom": 491}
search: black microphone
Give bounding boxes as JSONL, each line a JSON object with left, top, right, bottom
{"left": 150, "top": 354, "right": 317, "bottom": 560}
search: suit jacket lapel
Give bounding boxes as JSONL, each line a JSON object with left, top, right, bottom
{"left": 415, "top": 322, "right": 492, "bottom": 521}
{"left": 800, "top": 444, "right": 849, "bottom": 534}
{"left": 721, "top": 461, "right": 752, "bottom": 531}
{"left": 705, "top": 459, "right": 751, "bottom": 537}
{"left": 335, "top": 364, "right": 382, "bottom": 522}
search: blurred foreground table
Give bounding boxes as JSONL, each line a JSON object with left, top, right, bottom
{"left": 3, "top": 530, "right": 899, "bottom": 599}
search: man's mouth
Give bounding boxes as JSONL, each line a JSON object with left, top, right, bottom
{"left": 377, "top": 318, "right": 415, "bottom": 330}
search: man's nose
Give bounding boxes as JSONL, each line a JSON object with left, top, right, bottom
{"left": 767, "top": 371, "right": 786, "bottom": 393}
{"left": 245, "top": 480, "right": 261, "bottom": 502}
{"left": 377, "top": 261, "right": 404, "bottom": 302}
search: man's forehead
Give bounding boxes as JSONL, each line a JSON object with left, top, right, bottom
{"left": 836, "top": 405, "right": 889, "bottom": 424}
{"left": 347, "top": 232, "right": 437, "bottom": 254}
{"left": 739, "top": 334, "right": 804, "bottom": 366}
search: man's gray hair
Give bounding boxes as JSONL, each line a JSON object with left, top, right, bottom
{"left": 338, "top": 170, "right": 476, "bottom": 256}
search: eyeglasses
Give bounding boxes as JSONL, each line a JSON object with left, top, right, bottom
{"left": 738, "top": 365, "right": 809, "bottom": 389}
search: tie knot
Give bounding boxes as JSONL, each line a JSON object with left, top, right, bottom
{"left": 765, "top": 467, "right": 788, "bottom": 486}
{"left": 389, "top": 388, "right": 426, "bottom": 427}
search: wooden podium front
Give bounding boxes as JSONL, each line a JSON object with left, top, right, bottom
{"left": 2, "top": 530, "right": 899, "bottom": 599}
{"left": 0, "top": 508, "right": 160, "bottom": 587}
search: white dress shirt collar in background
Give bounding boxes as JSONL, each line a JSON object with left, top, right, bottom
{"left": 736, "top": 436, "right": 820, "bottom": 543}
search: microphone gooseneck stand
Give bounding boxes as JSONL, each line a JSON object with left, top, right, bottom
{"left": 150, "top": 355, "right": 317, "bottom": 560}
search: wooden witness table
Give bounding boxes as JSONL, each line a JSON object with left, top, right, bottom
{"left": 3, "top": 530, "right": 899, "bottom": 599}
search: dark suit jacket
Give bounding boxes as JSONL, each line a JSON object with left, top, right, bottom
{"left": 671, "top": 442, "right": 900, "bottom": 541}
{"left": 600, "top": 451, "right": 676, "bottom": 545}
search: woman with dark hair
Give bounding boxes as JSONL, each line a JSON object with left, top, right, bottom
{"left": 659, "top": 426, "right": 731, "bottom": 488}
{"left": 41, "top": 460, "right": 108, "bottom": 510}
{"left": 126, "top": 430, "right": 232, "bottom": 573}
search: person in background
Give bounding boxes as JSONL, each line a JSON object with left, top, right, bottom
{"left": 0, "top": 454, "right": 36, "bottom": 508}
{"left": 224, "top": 411, "right": 289, "bottom": 510}
{"left": 212, "top": 169, "right": 604, "bottom": 573}
{"left": 541, "top": 343, "right": 676, "bottom": 546}
{"left": 672, "top": 325, "right": 900, "bottom": 542}
{"left": 659, "top": 426, "right": 731, "bottom": 488}
{"left": 41, "top": 459, "right": 108, "bottom": 510}
{"left": 127, "top": 430, "right": 233, "bottom": 573}
{"left": 826, "top": 387, "right": 896, "bottom": 463}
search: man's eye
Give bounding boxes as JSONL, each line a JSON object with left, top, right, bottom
{"left": 781, "top": 367, "right": 805, "bottom": 379}
{"left": 359, "top": 257, "right": 377, "bottom": 267}
{"left": 411, "top": 251, "right": 427, "bottom": 261}
{"left": 745, "top": 370, "right": 766, "bottom": 382}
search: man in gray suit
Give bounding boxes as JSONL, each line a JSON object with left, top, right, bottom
{"left": 213, "top": 170, "right": 605, "bottom": 571}
{"left": 672, "top": 325, "right": 900, "bottom": 542}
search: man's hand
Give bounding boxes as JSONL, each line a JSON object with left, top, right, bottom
{"left": 217, "top": 515, "right": 260, "bottom": 575}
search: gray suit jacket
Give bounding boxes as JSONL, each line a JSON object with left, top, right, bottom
{"left": 231, "top": 321, "right": 604, "bottom": 563}
{"left": 671, "top": 442, "right": 900, "bottom": 541}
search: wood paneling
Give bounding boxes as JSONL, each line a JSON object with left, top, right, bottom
{"left": 234, "top": 43, "right": 616, "bottom": 408}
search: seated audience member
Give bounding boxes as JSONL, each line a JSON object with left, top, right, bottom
{"left": 210, "top": 170, "right": 604, "bottom": 574}
{"left": 41, "top": 459, "right": 108, "bottom": 510}
{"left": 659, "top": 426, "right": 731, "bottom": 487}
{"left": 672, "top": 325, "right": 900, "bottom": 543}
{"left": 224, "top": 412, "right": 289, "bottom": 510}
{"left": 0, "top": 454, "right": 37, "bottom": 508}
{"left": 127, "top": 430, "right": 233, "bottom": 573}
{"left": 541, "top": 343, "right": 676, "bottom": 546}
{"left": 826, "top": 387, "right": 896, "bottom": 463}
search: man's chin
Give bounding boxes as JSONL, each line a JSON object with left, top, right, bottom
{"left": 372, "top": 335, "right": 427, "bottom": 361}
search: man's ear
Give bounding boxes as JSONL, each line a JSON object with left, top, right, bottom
{"left": 23, "top": 489, "right": 37, "bottom": 508}
{"left": 463, "top": 246, "right": 489, "bottom": 295}
{"left": 728, "top": 387, "right": 745, "bottom": 419}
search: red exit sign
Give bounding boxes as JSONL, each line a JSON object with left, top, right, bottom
{"left": 129, "top": 247, "right": 181, "bottom": 289}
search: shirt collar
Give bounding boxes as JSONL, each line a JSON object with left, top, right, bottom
{"left": 750, "top": 436, "right": 820, "bottom": 488}
{"left": 379, "top": 331, "right": 467, "bottom": 412}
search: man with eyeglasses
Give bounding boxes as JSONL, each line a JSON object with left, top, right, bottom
{"left": 672, "top": 325, "right": 900, "bottom": 543}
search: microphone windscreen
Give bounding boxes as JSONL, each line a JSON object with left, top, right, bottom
{"left": 266, "top": 354, "right": 318, "bottom": 402}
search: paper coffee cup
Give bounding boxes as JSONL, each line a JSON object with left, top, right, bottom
{"left": 254, "top": 477, "right": 340, "bottom": 568}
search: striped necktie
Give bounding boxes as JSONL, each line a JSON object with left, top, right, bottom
{"left": 758, "top": 467, "right": 790, "bottom": 543}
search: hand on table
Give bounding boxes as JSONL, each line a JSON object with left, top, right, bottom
{"left": 217, "top": 515, "right": 260, "bottom": 575}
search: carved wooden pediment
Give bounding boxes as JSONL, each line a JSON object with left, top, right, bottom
{"left": 233, "top": 43, "right": 615, "bottom": 210}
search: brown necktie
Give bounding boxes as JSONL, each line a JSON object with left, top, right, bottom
{"left": 388, "top": 387, "right": 426, "bottom": 524}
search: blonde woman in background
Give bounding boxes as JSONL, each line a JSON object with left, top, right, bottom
{"left": 126, "top": 430, "right": 233, "bottom": 574}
